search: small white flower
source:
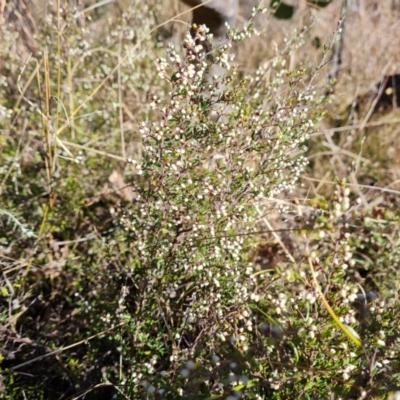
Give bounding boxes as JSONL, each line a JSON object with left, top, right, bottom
{"left": 211, "top": 355, "right": 220, "bottom": 363}
{"left": 180, "top": 369, "right": 189, "bottom": 378}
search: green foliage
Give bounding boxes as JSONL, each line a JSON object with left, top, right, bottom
{"left": 271, "top": 0, "right": 333, "bottom": 20}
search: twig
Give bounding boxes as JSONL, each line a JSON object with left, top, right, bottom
{"left": 255, "top": 205, "right": 295, "bottom": 264}
{"left": 7, "top": 323, "right": 126, "bottom": 371}
{"left": 326, "top": 0, "right": 348, "bottom": 95}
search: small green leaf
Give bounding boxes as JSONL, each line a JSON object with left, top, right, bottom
{"left": 270, "top": 0, "right": 294, "bottom": 19}
{"left": 307, "top": 0, "right": 333, "bottom": 8}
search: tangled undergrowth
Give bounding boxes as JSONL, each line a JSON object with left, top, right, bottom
{"left": 1, "top": 1, "right": 400, "bottom": 399}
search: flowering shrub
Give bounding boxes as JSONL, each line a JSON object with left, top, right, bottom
{"left": 110, "top": 18, "right": 328, "bottom": 397}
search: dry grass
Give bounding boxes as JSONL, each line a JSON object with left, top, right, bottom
{"left": 2, "top": 1, "right": 400, "bottom": 398}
